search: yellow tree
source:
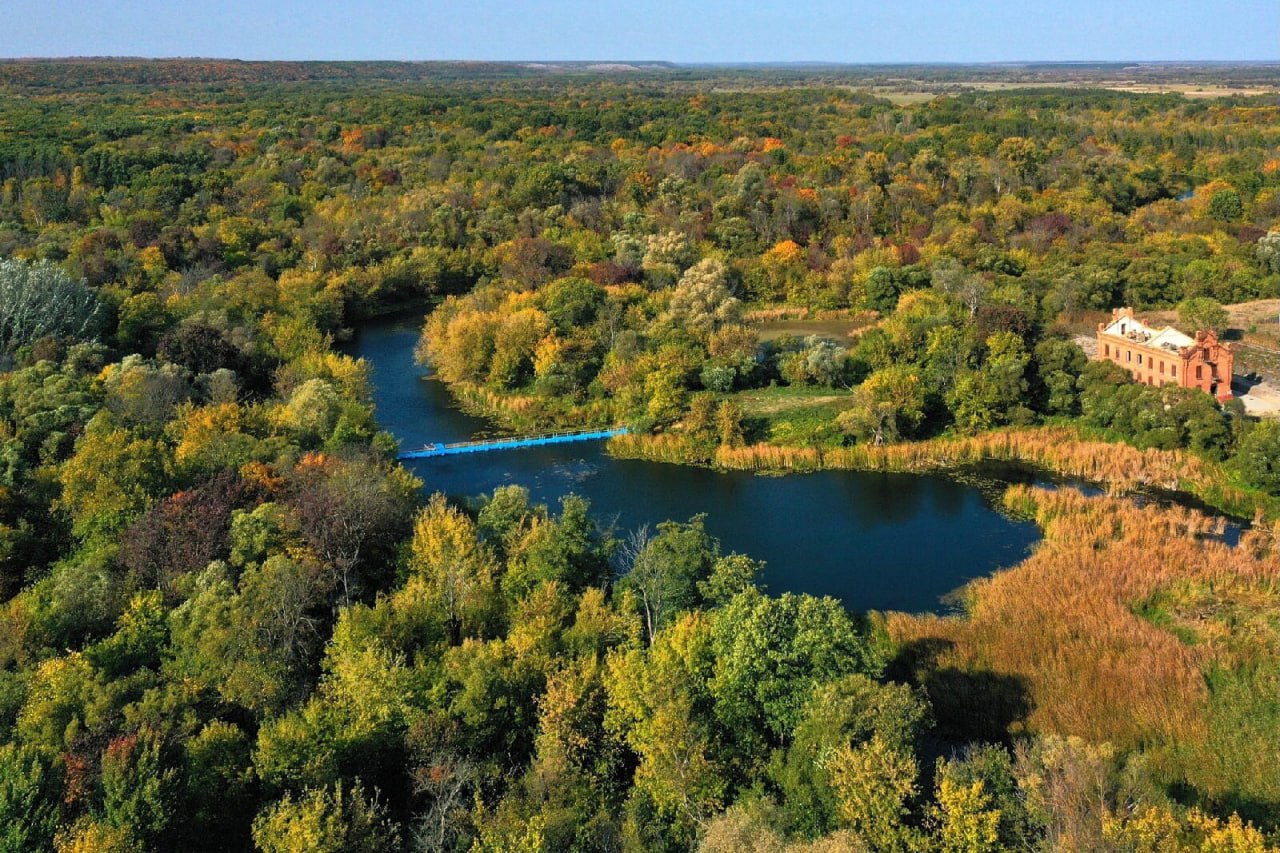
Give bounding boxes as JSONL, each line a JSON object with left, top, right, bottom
{"left": 604, "top": 613, "right": 724, "bottom": 846}
{"left": 57, "top": 415, "right": 172, "bottom": 542}
{"left": 828, "top": 735, "right": 919, "bottom": 852}
{"left": 929, "top": 777, "right": 1002, "bottom": 853}
{"left": 408, "top": 494, "right": 502, "bottom": 644}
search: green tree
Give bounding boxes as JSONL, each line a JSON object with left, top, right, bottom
{"left": 710, "top": 589, "right": 882, "bottom": 748}
{"left": 1207, "top": 188, "right": 1243, "bottom": 222}
{"left": 56, "top": 415, "right": 172, "bottom": 542}
{"left": 1176, "top": 297, "right": 1229, "bottom": 336}
{"left": 0, "top": 743, "right": 59, "bottom": 853}
{"left": 1033, "top": 338, "right": 1087, "bottom": 416}
{"left": 1234, "top": 421, "right": 1280, "bottom": 494}
{"left": 98, "top": 730, "right": 177, "bottom": 849}
{"left": 949, "top": 331, "right": 1033, "bottom": 431}
{"left": 771, "top": 675, "right": 927, "bottom": 838}
{"left": 838, "top": 365, "right": 925, "bottom": 445}
{"left": 541, "top": 276, "right": 605, "bottom": 332}
{"left": 179, "top": 721, "right": 257, "bottom": 850}
{"left": 503, "top": 494, "right": 613, "bottom": 600}
{"left": 605, "top": 613, "right": 724, "bottom": 848}
{"left": 252, "top": 783, "right": 401, "bottom": 853}
{"left": 620, "top": 516, "right": 720, "bottom": 642}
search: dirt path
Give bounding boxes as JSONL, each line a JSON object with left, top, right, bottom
{"left": 1234, "top": 377, "right": 1280, "bottom": 418}
{"left": 1073, "top": 334, "right": 1098, "bottom": 358}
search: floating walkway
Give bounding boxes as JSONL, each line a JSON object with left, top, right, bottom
{"left": 397, "top": 427, "right": 629, "bottom": 460}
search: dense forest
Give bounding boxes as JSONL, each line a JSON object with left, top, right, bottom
{"left": 1, "top": 61, "right": 1280, "bottom": 851}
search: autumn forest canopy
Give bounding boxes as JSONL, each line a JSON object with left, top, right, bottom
{"left": 1, "top": 60, "right": 1280, "bottom": 851}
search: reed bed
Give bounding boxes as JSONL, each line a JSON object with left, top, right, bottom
{"left": 612, "top": 426, "right": 1264, "bottom": 518}
{"left": 743, "top": 306, "right": 814, "bottom": 323}
{"left": 717, "top": 428, "right": 1212, "bottom": 492}
{"left": 888, "top": 486, "right": 1280, "bottom": 766}
{"left": 606, "top": 432, "right": 703, "bottom": 465}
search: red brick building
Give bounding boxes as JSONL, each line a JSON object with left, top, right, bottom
{"left": 1096, "top": 307, "right": 1234, "bottom": 401}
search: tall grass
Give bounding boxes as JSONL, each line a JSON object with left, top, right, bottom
{"left": 887, "top": 486, "right": 1280, "bottom": 794}
{"left": 743, "top": 306, "right": 875, "bottom": 323}
{"left": 611, "top": 426, "right": 1268, "bottom": 518}
{"left": 607, "top": 432, "right": 704, "bottom": 465}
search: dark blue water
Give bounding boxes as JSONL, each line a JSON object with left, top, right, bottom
{"left": 348, "top": 316, "right": 1041, "bottom": 613}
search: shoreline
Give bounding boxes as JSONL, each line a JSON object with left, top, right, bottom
{"left": 606, "top": 426, "right": 1278, "bottom": 525}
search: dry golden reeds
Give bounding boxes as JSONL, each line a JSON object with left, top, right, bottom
{"left": 612, "top": 426, "right": 1262, "bottom": 518}
{"left": 888, "top": 486, "right": 1280, "bottom": 758}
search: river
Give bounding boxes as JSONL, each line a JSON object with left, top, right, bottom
{"left": 348, "top": 315, "right": 1042, "bottom": 613}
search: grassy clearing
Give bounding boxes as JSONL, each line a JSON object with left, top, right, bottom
{"left": 755, "top": 317, "right": 870, "bottom": 342}
{"left": 732, "top": 384, "right": 855, "bottom": 447}
{"left": 752, "top": 313, "right": 875, "bottom": 340}
{"left": 734, "top": 384, "right": 850, "bottom": 415}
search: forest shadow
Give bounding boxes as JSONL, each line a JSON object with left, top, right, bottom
{"left": 886, "top": 637, "right": 1033, "bottom": 747}
{"left": 1167, "top": 783, "right": 1280, "bottom": 837}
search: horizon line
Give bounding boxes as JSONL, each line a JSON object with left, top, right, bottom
{"left": 2, "top": 56, "right": 1279, "bottom": 66}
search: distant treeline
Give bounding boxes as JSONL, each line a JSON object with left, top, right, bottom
{"left": 1, "top": 58, "right": 1278, "bottom": 93}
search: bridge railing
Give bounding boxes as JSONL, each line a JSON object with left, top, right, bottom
{"left": 436, "top": 428, "right": 610, "bottom": 450}
{"left": 398, "top": 426, "right": 629, "bottom": 459}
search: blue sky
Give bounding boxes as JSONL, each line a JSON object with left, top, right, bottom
{"left": 2, "top": 0, "right": 1277, "bottom": 62}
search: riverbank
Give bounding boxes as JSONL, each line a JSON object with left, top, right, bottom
{"left": 607, "top": 426, "right": 1280, "bottom": 524}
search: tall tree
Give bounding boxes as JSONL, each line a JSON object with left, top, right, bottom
{"left": 0, "top": 259, "right": 102, "bottom": 366}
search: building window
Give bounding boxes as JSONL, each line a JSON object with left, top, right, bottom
{"left": 1171, "top": 365, "right": 1176, "bottom": 377}
{"left": 1159, "top": 362, "right": 1164, "bottom": 374}
{"left": 1126, "top": 351, "right": 1132, "bottom": 362}
{"left": 1104, "top": 344, "right": 1109, "bottom": 357}
{"left": 1196, "top": 365, "right": 1203, "bottom": 380}
{"left": 1138, "top": 353, "right": 1144, "bottom": 365}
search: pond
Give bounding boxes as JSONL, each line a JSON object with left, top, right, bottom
{"left": 347, "top": 315, "right": 1042, "bottom": 613}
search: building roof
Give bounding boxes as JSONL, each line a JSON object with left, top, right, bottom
{"left": 1100, "top": 313, "right": 1195, "bottom": 353}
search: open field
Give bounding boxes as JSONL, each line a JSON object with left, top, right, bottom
{"left": 734, "top": 384, "right": 854, "bottom": 445}
{"left": 747, "top": 307, "right": 878, "bottom": 343}
{"left": 755, "top": 316, "right": 871, "bottom": 342}
{"left": 873, "top": 80, "right": 1280, "bottom": 104}
{"left": 734, "top": 385, "right": 849, "bottom": 417}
